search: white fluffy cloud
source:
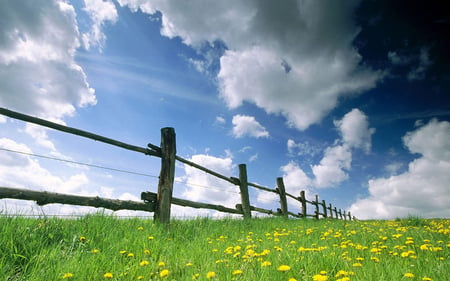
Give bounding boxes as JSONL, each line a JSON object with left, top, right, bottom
{"left": 312, "top": 109, "right": 374, "bottom": 188}
{"left": 81, "top": 0, "right": 118, "bottom": 51}
{"left": 350, "top": 119, "right": 450, "bottom": 219}
{"left": 0, "top": 1, "right": 96, "bottom": 121}
{"left": 118, "top": 0, "right": 381, "bottom": 131}
{"left": 312, "top": 145, "right": 352, "bottom": 188}
{"left": 231, "top": 115, "right": 269, "bottom": 139}
{"left": 334, "top": 108, "right": 375, "bottom": 153}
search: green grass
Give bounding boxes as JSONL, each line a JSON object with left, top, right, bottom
{"left": 0, "top": 214, "right": 448, "bottom": 280}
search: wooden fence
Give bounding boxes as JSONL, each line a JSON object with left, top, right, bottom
{"left": 0, "top": 107, "right": 356, "bottom": 224}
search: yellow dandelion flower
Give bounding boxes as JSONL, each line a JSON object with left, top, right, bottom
{"left": 277, "top": 265, "right": 291, "bottom": 272}
{"left": 144, "top": 249, "right": 150, "bottom": 255}
{"left": 103, "top": 272, "right": 113, "bottom": 279}
{"left": 159, "top": 269, "right": 169, "bottom": 278}
{"left": 335, "top": 270, "right": 349, "bottom": 277}
{"left": 79, "top": 236, "right": 86, "bottom": 242}
{"left": 312, "top": 274, "right": 328, "bottom": 281}
{"left": 91, "top": 248, "right": 100, "bottom": 254}
{"left": 137, "top": 276, "right": 144, "bottom": 280}
{"left": 289, "top": 278, "right": 298, "bottom": 281}
{"left": 371, "top": 256, "right": 380, "bottom": 263}
{"left": 62, "top": 272, "right": 73, "bottom": 279}
{"left": 232, "top": 270, "right": 243, "bottom": 275}
{"left": 206, "top": 271, "right": 216, "bottom": 279}
{"left": 140, "top": 260, "right": 149, "bottom": 266}
{"left": 261, "top": 261, "right": 272, "bottom": 267}
{"left": 148, "top": 236, "right": 154, "bottom": 240}
{"left": 158, "top": 261, "right": 165, "bottom": 267}
{"left": 337, "top": 278, "right": 350, "bottom": 281}
{"left": 352, "top": 262, "right": 362, "bottom": 267}
{"left": 186, "top": 262, "right": 193, "bottom": 267}
{"left": 404, "top": 273, "right": 414, "bottom": 278}
{"left": 127, "top": 253, "right": 134, "bottom": 257}
{"left": 119, "top": 250, "right": 127, "bottom": 255}
{"left": 137, "top": 226, "right": 144, "bottom": 231}
{"left": 422, "top": 277, "right": 433, "bottom": 281}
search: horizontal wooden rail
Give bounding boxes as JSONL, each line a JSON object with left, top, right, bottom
{"left": 248, "top": 182, "right": 278, "bottom": 193}
{"left": 174, "top": 154, "right": 239, "bottom": 185}
{"left": 0, "top": 107, "right": 160, "bottom": 157}
{"left": 0, "top": 187, "right": 155, "bottom": 212}
{"left": 142, "top": 192, "right": 242, "bottom": 215}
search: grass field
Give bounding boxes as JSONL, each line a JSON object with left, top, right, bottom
{"left": 0, "top": 214, "right": 448, "bottom": 280}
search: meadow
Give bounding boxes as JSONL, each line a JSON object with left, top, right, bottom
{"left": 0, "top": 214, "right": 448, "bottom": 280}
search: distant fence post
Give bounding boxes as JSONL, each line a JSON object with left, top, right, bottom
{"left": 154, "top": 127, "right": 176, "bottom": 225}
{"left": 238, "top": 164, "right": 251, "bottom": 219}
{"left": 348, "top": 211, "right": 352, "bottom": 221}
{"left": 276, "top": 177, "right": 288, "bottom": 218}
{"left": 300, "top": 191, "right": 307, "bottom": 218}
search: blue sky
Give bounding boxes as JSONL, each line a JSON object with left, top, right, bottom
{"left": 1, "top": 0, "right": 449, "bottom": 219}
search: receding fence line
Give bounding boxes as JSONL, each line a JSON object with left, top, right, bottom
{"left": 0, "top": 107, "right": 356, "bottom": 224}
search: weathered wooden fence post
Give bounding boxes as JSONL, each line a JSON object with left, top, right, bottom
{"left": 321, "top": 200, "right": 327, "bottom": 218}
{"left": 238, "top": 164, "right": 251, "bottom": 219}
{"left": 347, "top": 211, "right": 352, "bottom": 221}
{"left": 276, "top": 177, "right": 288, "bottom": 218}
{"left": 328, "top": 203, "right": 333, "bottom": 219}
{"left": 154, "top": 127, "right": 176, "bottom": 225}
{"left": 314, "top": 195, "right": 320, "bottom": 219}
{"left": 300, "top": 190, "right": 307, "bottom": 218}
{"left": 333, "top": 207, "right": 338, "bottom": 218}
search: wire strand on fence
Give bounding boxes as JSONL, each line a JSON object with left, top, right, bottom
{"left": 0, "top": 147, "right": 159, "bottom": 179}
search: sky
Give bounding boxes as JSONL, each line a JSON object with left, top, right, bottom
{"left": 1, "top": 0, "right": 449, "bottom": 219}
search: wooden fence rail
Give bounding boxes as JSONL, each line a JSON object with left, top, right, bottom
{"left": 0, "top": 107, "right": 356, "bottom": 223}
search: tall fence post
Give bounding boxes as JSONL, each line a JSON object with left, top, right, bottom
{"left": 328, "top": 203, "right": 333, "bottom": 219}
{"left": 321, "top": 200, "right": 327, "bottom": 218}
{"left": 300, "top": 191, "right": 307, "bottom": 218}
{"left": 314, "top": 195, "right": 320, "bottom": 219}
{"left": 154, "top": 127, "right": 176, "bottom": 225}
{"left": 238, "top": 164, "right": 251, "bottom": 219}
{"left": 276, "top": 177, "right": 288, "bottom": 218}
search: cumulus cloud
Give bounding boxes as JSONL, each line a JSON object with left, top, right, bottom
{"left": 118, "top": 0, "right": 382, "bottom": 131}
{"left": 349, "top": 119, "right": 450, "bottom": 219}
{"left": 231, "top": 115, "right": 269, "bottom": 138}
{"left": 81, "top": 0, "right": 118, "bottom": 51}
{"left": 312, "top": 108, "right": 374, "bottom": 188}
{"left": 0, "top": 1, "right": 96, "bottom": 121}
{"left": 334, "top": 108, "right": 375, "bottom": 153}
{"left": 283, "top": 109, "right": 375, "bottom": 192}
{"left": 312, "top": 144, "right": 352, "bottom": 188}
